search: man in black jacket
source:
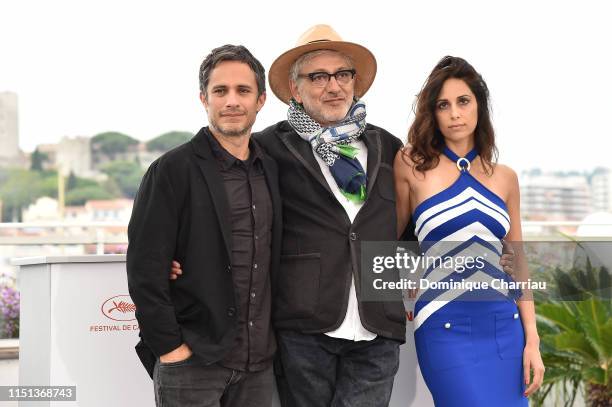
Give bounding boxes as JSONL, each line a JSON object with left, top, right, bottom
{"left": 257, "top": 24, "right": 407, "bottom": 407}
{"left": 126, "top": 45, "right": 282, "bottom": 407}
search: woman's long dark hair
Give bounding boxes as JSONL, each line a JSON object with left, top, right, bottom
{"left": 405, "top": 56, "right": 498, "bottom": 173}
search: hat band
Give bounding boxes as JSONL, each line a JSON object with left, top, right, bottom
{"left": 307, "top": 39, "right": 332, "bottom": 44}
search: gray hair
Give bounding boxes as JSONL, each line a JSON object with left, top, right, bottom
{"left": 199, "top": 44, "right": 266, "bottom": 98}
{"left": 289, "top": 49, "right": 354, "bottom": 82}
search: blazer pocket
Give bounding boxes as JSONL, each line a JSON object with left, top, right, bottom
{"left": 276, "top": 253, "right": 321, "bottom": 319}
{"left": 383, "top": 301, "right": 408, "bottom": 323}
{"left": 495, "top": 312, "right": 525, "bottom": 359}
{"left": 423, "top": 316, "right": 475, "bottom": 372}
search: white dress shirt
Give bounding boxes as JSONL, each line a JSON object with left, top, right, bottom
{"left": 311, "top": 140, "right": 377, "bottom": 341}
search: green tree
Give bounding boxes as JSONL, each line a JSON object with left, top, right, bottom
{"left": 91, "top": 132, "right": 139, "bottom": 160}
{"left": 535, "top": 298, "right": 611, "bottom": 406}
{"left": 102, "top": 177, "right": 122, "bottom": 198}
{"left": 66, "top": 185, "right": 113, "bottom": 206}
{"left": 532, "top": 261, "right": 611, "bottom": 407}
{"left": 65, "top": 171, "right": 99, "bottom": 192}
{"left": 30, "top": 148, "right": 49, "bottom": 171}
{"left": 37, "top": 173, "right": 59, "bottom": 198}
{"left": 100, "top": 160, "right": 144, "bottom": 199}
{"left": 0, "top": 169, "right": 58, "bottom": 221}
{"left": 66, "top": 171, "right": 77, "bottom": 191}
{"left": 146, "top": 131, "right": 193, "bottom": 152}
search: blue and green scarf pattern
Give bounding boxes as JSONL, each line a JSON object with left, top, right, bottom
{"left": 287, "top": 98, "right": 368, "bottom": 203}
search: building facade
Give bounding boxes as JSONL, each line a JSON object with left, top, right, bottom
{"left": 591, "top": 167, "right": 612, "bottom": 213}
{"left": 56, "top": 136, "right": 93, "bottom": 177}
{"left": 520, "top": 171, "right": 593, "bottom": 221}
{"left": 0, "top": 92, "right": 20, "bottom": 166}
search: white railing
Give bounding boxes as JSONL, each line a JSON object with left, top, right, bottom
{"left": 0, "top": 222, "right": 127, "bottom": 255}
{"left": 1, "top": 220, "right": 612, "bottom": 255}
{"left": 521, "top": 220, "right": 612, "bottom": 240}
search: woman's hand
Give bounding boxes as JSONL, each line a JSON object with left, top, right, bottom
{"left": 523, "top": 340, "right": 545, "bottom": 397}
{"left": 169, "top": 260, "right": 182, "bottom": 280}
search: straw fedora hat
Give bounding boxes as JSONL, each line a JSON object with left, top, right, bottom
{"left": 268, "top": 24, "right": 377, "bottom": 104}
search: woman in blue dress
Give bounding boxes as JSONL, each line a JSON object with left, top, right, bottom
{"left": 394, "top": 56, "right": 544, "bottom": 406}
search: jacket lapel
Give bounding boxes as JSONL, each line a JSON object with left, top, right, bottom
{"left": 261, "top": 155, "right": 282, "bottom": 228}
{"left": 260, "top": 154, "right": 282, "bottom": 285}
{"left": 278, "top": 125, "right": 382, "bottom": 209}
{"left": 190, "top": 128, "right": 232, "bottom": 258}
{"left": 362, "top": 127, "right": 382, "bottom": 197}
{"left": 277, "top": 131, "right": 335, "bottom": 197}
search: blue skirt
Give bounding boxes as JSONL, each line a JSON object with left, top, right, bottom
{"left": 414, "top": 300, "right": 528, "bottom": 407}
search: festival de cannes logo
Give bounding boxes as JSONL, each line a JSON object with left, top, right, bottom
{"left": 101, "top": 295, "right": 137, "bottom": 321}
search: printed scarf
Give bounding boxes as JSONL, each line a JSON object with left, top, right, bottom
{"left": 287, "top": 98, "right": 367, "bottom": 203}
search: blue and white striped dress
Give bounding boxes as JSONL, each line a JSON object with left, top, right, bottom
{"left": 412, "top": 147, "right": 527, "bottom": 406}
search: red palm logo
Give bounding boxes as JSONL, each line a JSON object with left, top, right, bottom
{"left": 107, "top": 301, "right": 136, "bottom": 314}
{"left": 101, "top": 295, "right": 137, "bottom": 321}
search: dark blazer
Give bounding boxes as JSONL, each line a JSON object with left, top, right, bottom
{"left": 255, "top": 121, "right": 407, "bottom": 342}
{"left": 126, "top": 127, "right": 282, "bottom": 378}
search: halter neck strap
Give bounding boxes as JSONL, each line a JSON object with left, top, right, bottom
{"left": 443, "top": 146, "right": 478, "bottom": 172}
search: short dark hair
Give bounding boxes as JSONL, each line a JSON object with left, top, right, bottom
{"left": 198, "top": 44, "right": 266, "bottom": 98}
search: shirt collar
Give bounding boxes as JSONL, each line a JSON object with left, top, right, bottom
{"left": 205, "top": 127, "right": 263, "bottom": 170}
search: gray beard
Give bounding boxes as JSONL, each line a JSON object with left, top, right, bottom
{"left": 303, "top": 103, "right": 351, "bottom": 127}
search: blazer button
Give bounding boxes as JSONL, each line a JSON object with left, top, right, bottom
{"left": 349, "top": 232, "right": 357, "bottom": 241}
{"left": 226, "top": 265, "right": 231, "bottom": 272}
{"left": 227, "top": 307, "right": 236, "bottom": 317}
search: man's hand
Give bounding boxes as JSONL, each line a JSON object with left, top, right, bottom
{"left": 500, "top": 240, "right": 515, "bottom": 277}
{"left": 160, "top": 343, "right": 192, "bottom": 364}
{"left": 169, "top": 260, "right": 183, "bottom": 280}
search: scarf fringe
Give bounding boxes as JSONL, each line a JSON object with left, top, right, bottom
{"left": 341, "top": 184, "right": 367, "bottom": 204}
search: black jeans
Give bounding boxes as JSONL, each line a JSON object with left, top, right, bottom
{"left": 275, "top": 330, "right": 400, "bottom": 407}
{"left": 153, "top": 355, "right": 274, "bottom": 407}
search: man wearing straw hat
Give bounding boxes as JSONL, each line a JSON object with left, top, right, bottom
{"left": 256, "top": 24, "right": 406, "bottom": 406}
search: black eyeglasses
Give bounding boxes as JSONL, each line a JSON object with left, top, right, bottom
{"left": 298, "top": 69, "right": 356, "bottom": 87}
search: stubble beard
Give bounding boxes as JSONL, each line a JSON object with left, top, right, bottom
{"left": 209, "top": 115, "right": 254, "bottom": 138}
{"left": 302, "top": 98, "right": 352, "bottom": 127}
